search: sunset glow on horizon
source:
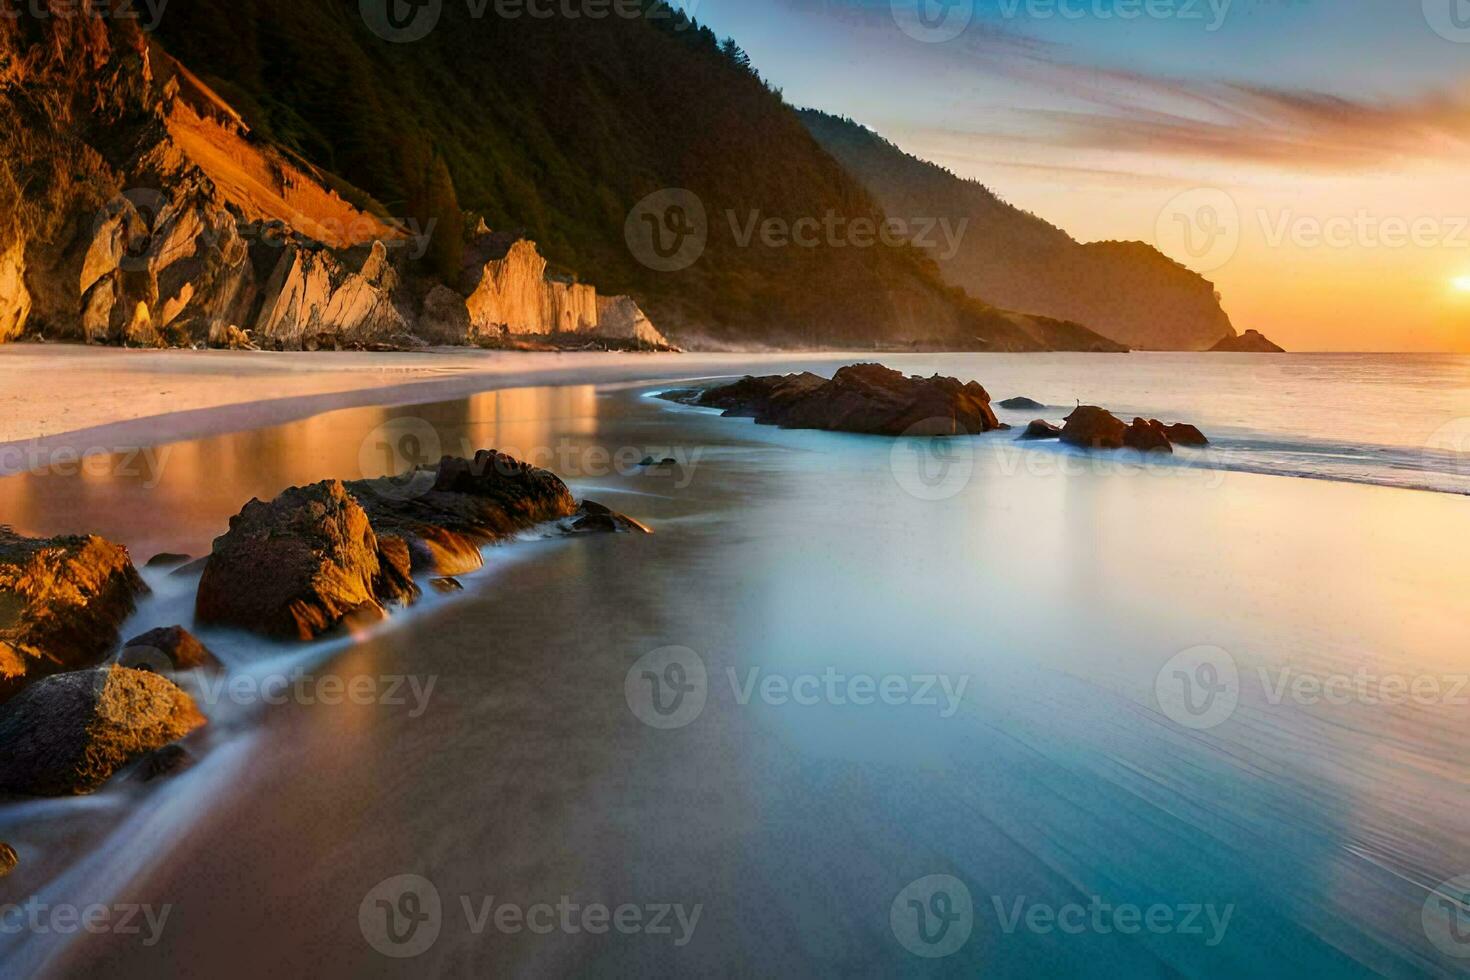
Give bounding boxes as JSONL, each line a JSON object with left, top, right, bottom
{"left": 699, "top": 0, "right": 1470, "bottom": 352}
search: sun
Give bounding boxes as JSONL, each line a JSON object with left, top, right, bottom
{"left": 1455, "top": 276, "right": 1470, "bottom": 293}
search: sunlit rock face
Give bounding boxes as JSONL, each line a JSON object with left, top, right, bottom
{"left": 0, "top": 242, "right": 29, "bottom": 342}
{"left": 254, "top": 241, "right": 407, "bottom": 350}
{"left": 463, "top": 235, "right": 666, "bottom": 345}
{"left": 595, "top": 295, "right": 669, "bottom": 347}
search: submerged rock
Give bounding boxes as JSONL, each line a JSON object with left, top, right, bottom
{"left": 570, "top": 500, "right": 653, "bottom": 535}
{"left": 1000, "top": 396, "right": 1046, "bottom": 410}
{"left": 0, "top": 842, "right": 15, "bottom": 877}
{"left": 0, "top": 529, "right": 148, "bottom": 703}
{"left": 120, "top": 625, "right": 220, "bottom": 672}
{"left": 1019, "top": 419, "right": 1062, "bottom": 440}
{"left": 145, "top": 552, "right": 192, "bottom": 568}
{"left": 429, "top": 577, "right": 463, "bottom": 594}
{"left": 668, "top": 364, "right": 1002, "bottom": 436}
{"left": 0, "top": 666, "right": 206, "bottom": 796}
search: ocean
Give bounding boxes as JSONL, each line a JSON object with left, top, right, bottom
{"left": 1, "top": 353, "right": 1468, "bottom": 977}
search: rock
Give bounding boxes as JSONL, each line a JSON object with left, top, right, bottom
{"left": 134, "top": 743, "right": 193, "bottom": 783}
{"left": 417, "top": 284, "right": 471, "bottom": 345}
{"left": 1210, "top": 329, "right": 1284, "bottom": 353}
{"left": 120, "top": 625, "right": 220, "bottom": 672}
{"left": 429, "top": 577, "right": 463, "bottom": 594}
{"left": 0, "top": 240, "right": 31, "bottom": 343}
{"left": 195, "top": 480, "right": 409, "bottom": 641}
{"left": 595, "top": 295, "right": 669, "bottom": 347}
{"left": 570, "top": 500, "right": 652, "bottom": 535}
{"left": 669, "top": 364, "right": 1002, "bottom": 437}
{"left": 194, "top": 453, "right": 638, "bottom": 638}
{"left": 0, "top": 529, "right": 149, "bottom": 703}
{"left": 1164, "top": 422, "right": 1209, "bottom": 446}
{"left": 1124, "top": 417, "right": 1173, "bottom": 454}
{"left": 1060, "top": 408, "right": 1205, "bottom": 452}
{"left": 1060, "top": 406, "right": 1128, "bottom": 450}
{"left": 124, "top": 301, "right": 164, "bottom": 348}
{"left": 346, "top": 450, "right": 581, "bottom": 576}
{"left": 1019, "top": 419, "right": 1062, "bottom": 440}
{"left": 145, "top": 552, "right": 192, "bottom": 568}
{"left": 0, "top": 842, "right": 15, "bottom": 877}
{"left": 1000, "top": 396, "right": 1046, "bottom": 410}
{"left": 0, "top": 666, "right": 207, "bottom": 796}
{"left": 208, "top": 324, "right": 258, "bottom": 350}
{"left": 253, "top": 244, "right": 406, "bottom": 350}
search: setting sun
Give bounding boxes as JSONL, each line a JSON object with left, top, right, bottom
{"left": 1455, "top": 276, "right": 1470, "bottom": 293}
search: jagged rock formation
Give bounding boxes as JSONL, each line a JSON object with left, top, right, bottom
{"left": 664, "top": 364, "right": 1004, "bottom": 436}
{"left": 1211, "top": 329, "right": 1285, "bottom": 353}
{"left": 802, "top": 110, "right": 1239, "bottom": 351}
{"left": 0, "top": 15, "right": 674, "bottom": 351}
{"left": 196, "top": 452, "right": 646, "bottom": 640}
{"left": 462, "top": 235, "right": 669, "bottom": 345}
{"left": 1059, "top": 407, "right": 1209, "bottom": 452}
{"left": 0, "top": 528, "right": 149, "bottom": 703}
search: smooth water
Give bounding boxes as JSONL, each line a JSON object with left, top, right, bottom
{"left": 1, "top": 353, "right": 1468, "bottom": 977}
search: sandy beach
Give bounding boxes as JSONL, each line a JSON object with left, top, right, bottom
{"left": 0, "top": 345, "right": 852, "bottom": 477}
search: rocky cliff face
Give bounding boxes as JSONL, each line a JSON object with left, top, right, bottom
{"left": 463, "top": 235, "right": 668, "bottom": 345}
{"left": 802, "top": 110, "right": 1238, "bottom": 351}
{"left": 0, "top": 15, "right": 673, "bottom": 352}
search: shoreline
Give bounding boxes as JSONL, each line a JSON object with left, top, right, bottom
{"left": 0, "top": 346, "right": 841, "bottom": 477}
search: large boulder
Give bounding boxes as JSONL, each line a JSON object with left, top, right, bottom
{"left": 0, "top": 529, "right": 148, "bottom": 703}
{"left": 253, "top": 241, "right": 408, "bottom": 350}
{"left": 668, "top": 364, "right": 1002, "bottom": 437}
{"left": 1060, "top": 406, "right": 1128, "bottom": 450}
{"left": 0, "top": 666, "right": 206, "bottom": 796}
{"left": 195, "top": 480, "right": 415, "bottom": 641}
